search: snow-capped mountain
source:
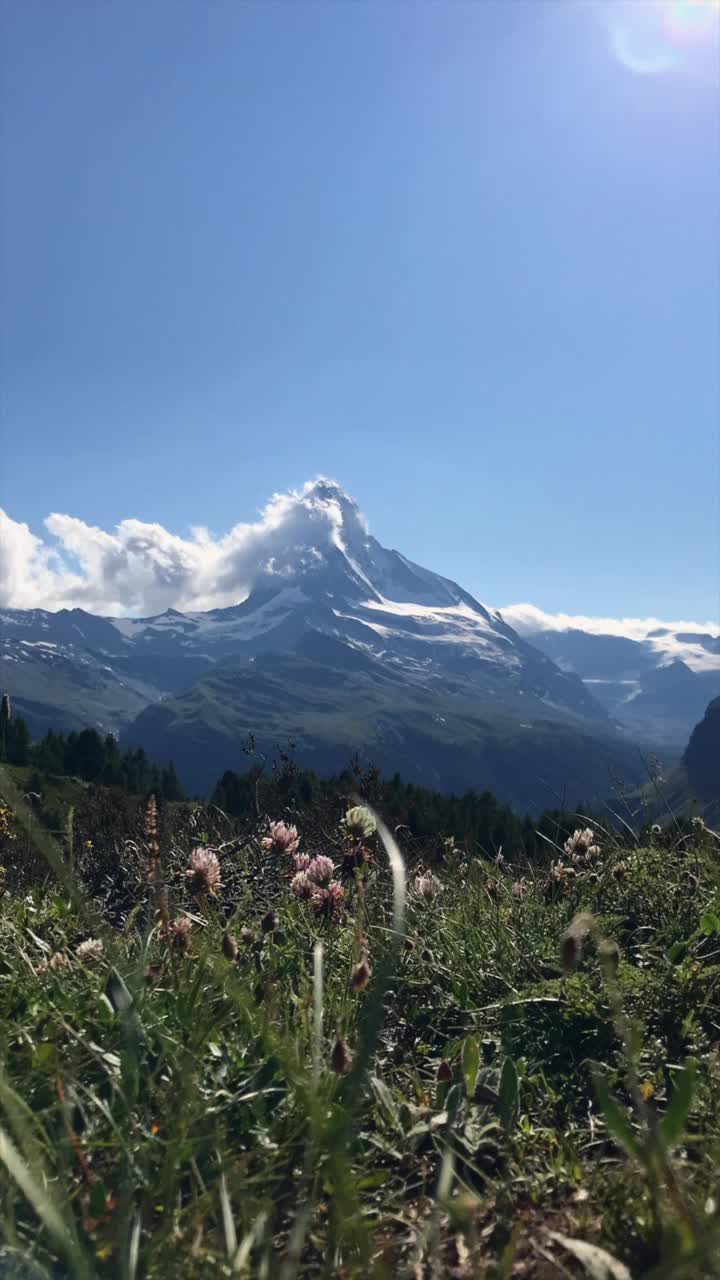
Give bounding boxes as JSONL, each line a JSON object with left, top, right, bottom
{"left": 502, "top": 605, "right": 720, "bottom": 748}
{"left": 1, "top": 479, "right": 647, "bottom": 809}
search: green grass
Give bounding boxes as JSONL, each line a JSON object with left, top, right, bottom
{"left": 1, "top": 773, "right": 720, "bottom": 1278}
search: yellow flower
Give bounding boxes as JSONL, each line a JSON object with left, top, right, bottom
{"left": 641, "top": 1080, "right": 655, "bottom": 1101}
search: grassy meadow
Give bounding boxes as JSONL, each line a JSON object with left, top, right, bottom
{"left": 0, "top": 767, "right": 719, "bottom": 1279}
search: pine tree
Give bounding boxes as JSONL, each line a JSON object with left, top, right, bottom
{"left": 6, "top": 716, "right": 31, "bottom": 766}
{"left": 0, "top": 693, "right": 10, "bottom": 762}
{"left": 161, "top": 761, "right": 185, "bottom": 802}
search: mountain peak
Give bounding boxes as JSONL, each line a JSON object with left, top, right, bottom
{"left": 294, "top": 476, "right": 369, "bottom": 550}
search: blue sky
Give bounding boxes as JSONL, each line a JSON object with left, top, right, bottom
{"left": 1, "top": 0, "right": 718, "bottom": 620}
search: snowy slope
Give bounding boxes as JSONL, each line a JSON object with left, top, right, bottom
{"left": 501, "top": 606, "right": 720, "bottom": 747}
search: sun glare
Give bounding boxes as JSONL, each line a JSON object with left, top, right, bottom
{"left": 606, "top": 0, "right": 720, "bottom": 75}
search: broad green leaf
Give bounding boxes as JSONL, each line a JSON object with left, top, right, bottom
{"left": 498, "top": 1056, "right": 519, "bottom": 1134}
{"left": 700, "top": 912, "right": 720, "bottom": 937}
{"left": 462, "top": 1037, "right": 480, "bottom": 1099}
{"left": 370, "top": 1076, "right": 400, "bottom": 1130}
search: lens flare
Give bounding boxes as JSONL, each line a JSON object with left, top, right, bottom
{"left": 605, "top": 0, "right": 719, "bottom": 75}
{"left": 663, "top": 0, "right": 720, "bottom": 45}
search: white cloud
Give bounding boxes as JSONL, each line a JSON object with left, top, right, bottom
{"left": 0, "top": 478, "right": 367, "bottom": 616}
{"left": 499, "top": 603, "right": 720, "bottom": 641}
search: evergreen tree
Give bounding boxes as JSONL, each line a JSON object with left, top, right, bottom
{"left": 6, "top": 715, "right": 31, "bottom": 766}
{"left": 0, "top": 693, "right": 10, "bottom": 761}
{"left": 161, "top": 761, "right": 185, "bottom": 802}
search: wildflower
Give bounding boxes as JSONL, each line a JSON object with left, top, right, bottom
{"left": 485, "top": 877, "right": 500, "bottom": 898}
{"left": 351, "top": 956, "right": 372, "bottom": 992}
{"left": 261, "top": 910, "right": 278, "bottom": 934}
{"left": 612, "top": 861, "right": 627, "bottom": 880}
{"left": 414, "top": 872, "right": 443, "bottom": 900}
{"left": 84, "top": 840, "right": 93, "bottom": 850}
{"left": 511, "top": 880, "right": 527, "bottom": 900}
{"left": 76, "top": 938, "right": 104, "bottom": 967}
{"left": 240, "top": 927, "right": 256, "bottom": 945}
{"left": 166, "top": 916, "right": 193, "bottom": 952}
{"left": 261, "top": 821, "right": 300, "bottom": 856}
{"left": 38, "top": 951, "right": 68, "bottom": 975}
{"left": 312, "top": 881, "right": 345, "bottom": 917}
{"left": 222, "top": 932, "right": 238, "bottom": 961}
{"left": 293, "top": 852, "right": 311, "bottom": 873}
{"left": 185, "top": 847, "right": 221, "bottom": 897}
{"left": 307, "top": 855, "right": 336, "bottom": 887}
{"left": 331, "top": 1038, "right": 353, "bottom": 1075}
{"left": 436, "top": 1060, "right": 453, "bottom": 1084}
{"left": 560, "top": 912, "right": 595, "bottom": 973}
{"left": 563, "top": 828, "right": 601, "bottom": 862}
{"left": 291, "top": 871, "right": 315, "bottom": 901}
{"left": 341, "top": 805, "right": 376, "bottom": 840}
{"left": 640, "top": 1080, "right": 655, "bottom": 1101}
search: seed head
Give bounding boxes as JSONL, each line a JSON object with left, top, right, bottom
{"left": 222, "top": 932, "right": 238, "bottom": 961}
{"left": 261, "top": 910, "right": 278, "bottom": 934}
{"left": 186, "top": 847, "right": 221, "bottom": 897}
{"left": 511, "top": 880, "right": 527, "bottom": 900}
{"left": 38, "top": 951, "right": 68, "bottom": 976}
{"left": 560, "top": 911, "right": 595, "bottom": 973}
{"left": 261, "top": 821, "right": 300, "bottom": 856}
{"left": 166, "top": 916, "right": 193, "bottom": 952}
{"left": 414, "top": 872, "right": 443, "bottom": 900}
{"left": 331, "top": 1038, "right": 353, "bottom": 1075}
{"left": 351, "top": 957, "right": 372, "bottom": 992}
{"left": 240, "top": 927, "right": 256, "bottom": 945}
{"left": 76, "top": 938, "right": 105, "bottom": 967}
{"left": 597, "top": 937, "right": 621, "bottom": 973}
{"left": 144, "top": 794, "right": 159, "bottom": 855}
{"left": 342, "top": 842, "right": 369, "bottom": 873}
